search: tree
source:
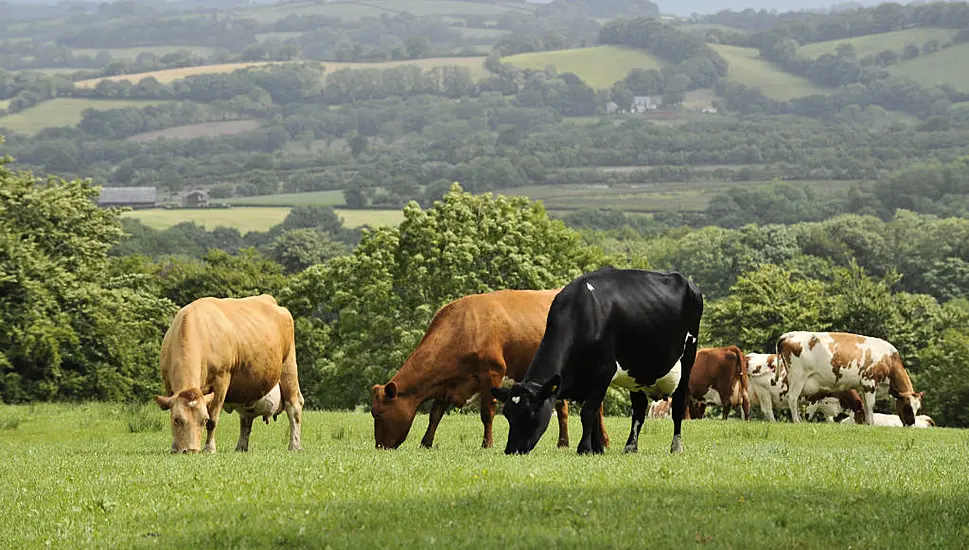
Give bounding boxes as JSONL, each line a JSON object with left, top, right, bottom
{"left": 902, "top": 44, "right": 920, "bottom": 60}
{"left": 269, "top": 229, "right": 348, "bottom": 274}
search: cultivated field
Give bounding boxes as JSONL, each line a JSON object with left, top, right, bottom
{"left": 123, "top": 207, "right": 404, "bottom": 232}
{"left": 798, "top": 27, "right": 958, "bottom": 59}
{"left": 75, "top": 57, "right": 489, "bottom": 89}
{"left": 710, "top": 44, "right": 832, "bottom": 101}
{"left": 127, "top": 120, "right": 262, "bottom": 142}
{"left": 0, "top": 98, "right": 171, "bottom": 135}
{"left": 503, "top": 46, "right": 665, "bottom": 90}
{"left": 889, "top": 43, "right": 969, "bottom": 93}
{"left": 1, "top": 403, "right": 967, "bottom": 548}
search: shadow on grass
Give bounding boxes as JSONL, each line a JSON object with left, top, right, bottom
{"left": 125, "top": 483, "right": 969, "bottom": 549}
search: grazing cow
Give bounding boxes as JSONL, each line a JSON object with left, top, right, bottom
{"left": 687, "top": 346, "right": 750, "bottom": 421}
{"left": 777, "top": 331, "right": 924, "bottom": 426}
{"left": 746, "top": 353, "right": 785, "bottom": 421}
{"left": 155, "top": 295, "right": 303, "bottom": 454}
{"left": 371, "top": 289, "right": 609, "bottom": 450}
{"left": 841, "top": 413, "right": 935, "bottom": 428}
{"left": 491, "top": 267, "right": 703, "bottom": 455}
{"left": 648, "top": 398, "right": 673, "bottom": 419}
{"left": 804, "top": 391, "right": 865, "bottom": 423}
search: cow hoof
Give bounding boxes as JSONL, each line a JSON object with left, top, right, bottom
{"left": 623, "top": 445, "right": 638, "bottom": 454}
{"left": 288, "top": 444, "right": 302, "bottom": 451}
{"left": 557, "top": 440, "right": 569, "bottom": 448}
{"left": 235, "top": 447, "right": 249, "bottom": 453}
{"left": 669, "top": 435, "right": 684, "bottom": 454}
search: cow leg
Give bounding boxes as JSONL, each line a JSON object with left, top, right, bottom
{"left": 279, "top": 346, "right": 304, "bottom": 451}
{"left": 862, "top": 391, "right": 876, "bottom": 425}
{"left": 204, "top": 380, "right": 229, "bottom": 454}
{"left": 555, "top": 400, "right": 570, "bottom": 448}
{"left": 786, "top": 376, "right": 806, "bottom": 424}
{"left": 236, "top": 415, "right": 254, "bottom": 452}
{"left": 598, "top": 403, "right": 610, "bottom": 449}
{"left": 420, "top": 398, "right": 450, "bottom": 449}
{"left": 623, "top": 390, "right": 647, "bottom": 454}
{"left": 720, "top": 388, "right": 732, "bottom": 420}
{"left": 479, "top": 391, "right": 496, "bottom": 449}
{"left": 577, "top": 382, "right": 611, "bottom": 455}
{"left": 741, "top": 391, "right": 751, "bottom": 421}
{"left": 671, "top": 330, "right": 699, "bottom": 454}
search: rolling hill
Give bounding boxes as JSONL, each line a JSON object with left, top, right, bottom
{"left": 502, "top": 46, "right": 665, "bottom": 90}
{"left": 711, "top": 44, "right": 831, "bottom": 101}
{"left": 798, "top": 28, "right": 958, "bottom": 59}
{"left": 888, "top": 42, "right": 969, "bottom": 93}
{"left": 238, "top": 0, "right": 532, "bottom": 23}
{"left": 0, "top": 98, "right": 171, "bottom": 135}
{"left": 127, "top": 120, "right": 262, "bottom": 142}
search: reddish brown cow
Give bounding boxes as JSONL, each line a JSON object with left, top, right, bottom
{"left": 687, "top": 346, "right": 751, "bottom": 421}
{"left": 371, "top": 289, "right": 609, "bottom": 450}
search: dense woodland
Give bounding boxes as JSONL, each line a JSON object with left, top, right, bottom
{"left": 3, "top": 0, "right": 969, "bottom": 428}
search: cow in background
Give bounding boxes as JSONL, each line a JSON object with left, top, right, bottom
{"left": 842, "top": 413, "right": 935, "bottom": 428}
{"left": 687, "top": 346, "right": 750, "bottom": 421}
{"left": 805, "top": 391, "right": 865, "bottom": 423}
{"left": 777, "top": 331, "right": 924, "bottom": 425}
{"left": 371, "top": 289, "right": 609, "bottom": 450}
{"left": 155, "top": 295, "right": 303, "bottom": 454}
{"left": 492, "top": 267, "right": 703, "bottom": 455}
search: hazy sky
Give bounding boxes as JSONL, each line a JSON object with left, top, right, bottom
{"left": 658, "top": 1, "right": 889, "bottom": 16}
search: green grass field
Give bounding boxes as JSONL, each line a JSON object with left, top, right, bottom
{"left": 503, "top": 46, "right": 665, "bottom": 89}
{"left": 123, "top": 207, "right": 404, "bottom": 231}
{"left": 889, "top": 42, "right": 969, "bottom": 93}
{"left": 226, "top": 190, "right": 346, "bottom": 207}
{"left": 0, "top": 99, "right": 9, "bottom": 111}
{"left": 1, "top": 403, "right": 967, "bottom": 548}
{"left": 679, "top": 23, "right": 749, "bottom": 34}
{"left": 72, "top": 45, "right": 223, "bottom": 59}
{"left": 127, "top": 120, "right": 261, "bottom": 142}
{"left": 711, "top": 44, "right": 832, "bottom": 101}
{"left": 502, "top": 180, "right": 856, "bottom": 212}
{"left": 240, "top": 0, "right": 531, "bottom": 23}
{"left": 798, "top": 27, "right": 958, "bottom": 59}
{"left": 0, "top": 98, "right": 171, "bottom": 135}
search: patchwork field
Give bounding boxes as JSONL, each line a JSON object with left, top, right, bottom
{"left": 123, "top": 206, "right": 404, "bottom": 232}
{"left": 889, "top": 42, "right": 969, "bottom": 93}
{"left": 503, "top": 46, "right": 665, "bottom": 90}
{"left": 711, "top": 44, "right": 832, "bottom": 101}
{"left": 76, "top": 57, "right": 489, "bottom": 89}
{"left": 1, "top": 403, "right": 967, "bottom": 549}
{"left": 0, "top": 98, "right": 171, "bottom": 135}
{"left": 127, "top": 120, "right": 262, "bottom": 142}
{"left": 798, "top": 27, "right": 958, "bottom": 59}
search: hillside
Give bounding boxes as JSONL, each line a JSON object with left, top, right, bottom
{"left": 502, "top": 46, "right": 665, "bottom": 89}
{"left": 127, "top": 120, "right": 262, "bottom": 142}
{"left": 237, "top": 0, "right": 533, "bottom": 23}
{"left": 888, "top": 43, "right": 969, "bottom": 93}
{"left": 711, "top": 44, "right": 831, "bottom": 101}
{"left": 798, "top": 28, "right": 958, "bottom": 59}
{"left": 75, "top": 57, "right": 489, "bottom": 88}
{"left": 0, "top": 98, "right": 170, "bottom": 135}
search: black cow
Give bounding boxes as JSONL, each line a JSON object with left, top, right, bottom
{"left": 491, "top": 267, "right": 703, "bottom": 455}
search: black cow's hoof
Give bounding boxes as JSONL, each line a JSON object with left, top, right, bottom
{"left": 623, "top": 445, "right": 638, "bottom": 454}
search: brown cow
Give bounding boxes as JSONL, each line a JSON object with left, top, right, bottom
{"left": 155, "top": 295, "right": 304, "bottom": 454}
{"left": 687, "top": 346, "right": 751, "bottom": 421}
{"left": 371, "top": 289, "right": 609, "bottom": 450}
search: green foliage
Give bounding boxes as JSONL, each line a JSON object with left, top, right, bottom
{"left": 918, "top": 324, "right": 969, "bottom": 428}
{"left": 282, "top": 184, "right": 606, "bottom": 408}
{"left": 0, "top": 150, "right": 177, "bottom": 403}
{"left": 155, "top": 248, "right": 287, "bottom": 307}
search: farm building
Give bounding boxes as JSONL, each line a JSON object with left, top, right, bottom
{"left": 97, "top": 186, "right": 157, "bottom": 209}
{"left": 181, "top": 189, "right": 209, "bottom": 208}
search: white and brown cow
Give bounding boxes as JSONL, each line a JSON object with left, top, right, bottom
{"left": 155, "top": 295, "right": 304, "bottom": 453}
{"left": 841, "top": 413, "right": 935, "bottom": 428}
{"left": 746, "top": 353, "right": 785, "bottom": 421}
{"left": 776, "top": 331, "right": 924, "bottom": 426}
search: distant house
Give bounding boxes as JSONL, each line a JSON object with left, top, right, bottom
{"left": 182, "top": 189, "right": 210, "bottom": 208}
{"left": 632, "top": 96, "right": 659, "bottom": 113}
{"left": 98, "top": 187, "right": 157, "bottom": 209}
{"left": 701, "top": 107, "right": 719, "bottom": 114}
{"left": 605, "top": 101, "right": 620, "bottom": 115}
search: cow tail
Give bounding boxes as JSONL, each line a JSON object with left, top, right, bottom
{"left": 737, "top": 347, "right": 749, "bottom": 391}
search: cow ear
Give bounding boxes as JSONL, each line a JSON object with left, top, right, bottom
{"left": 491, "top": 386, "right": 512, "bottom": 402}
{"left": 155, "top": 395, "right": 174, "bottom": 411}
{"left": 385, "top": 382, "right": 398, "bottom": 400}
{"left": 203, "top": 392, "right": 215, "bottom": 406}
{"left": 539, "top": 375, "right": 561, "bottom": 400}
{"left": 917, "top": 391, "right": 925, "bottom": 401}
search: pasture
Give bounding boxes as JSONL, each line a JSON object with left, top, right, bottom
{"left": 1, "top": 403, "right": 967, "bottom": 548}
{"left": 127, "top": 120, "right": 262, "bottom": 142}
{"left": 0, "top": 98, "right": 171, "bottom": 135}
{"left": 798, "top": 27, "right": 958, "bottom": 60}
{"left": 888, "top": 43, "right": 969, "bottom": 93}
{"left": 123, "top": 207, "right": 404, "bottom": 232}
{"left": 226, "top": 190, "right": 346, "bottom": 207}
{"left": 710, "top": 44, "right": 832, "bottom": 101}
{"left": 238, "top": 0, "right": 531, "bottom": 23}
{"left": 503, "top": 46, "right": 665, "bottom": 90}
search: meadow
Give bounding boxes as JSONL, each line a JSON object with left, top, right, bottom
{"left": 0, "top": 98, "right": 171, "bottom": 135}
{"left": 502, "top": 46, "right": 665, "bottom": 90}
{"left": 226, "top": 190, "right": 346, "bottom": 207}
{"left": 123, "top": 207, "right": 404, "bottom": 231}
{"left": 238, "top": 0, "right": 531, "bottom": 23}
{"left": 710, "top": 44, "right": 832, "bottom": 101}
{"left": 798, "top": 27, "right": 958, "bottom": 59}
{"left": 888, "top": 42, "right": 969, "bottom": 93}
{"left": 1, "top": 403, "right": 967, "bottom": 549}
{"left": 127, "top": 120, "right": 262, "bottom": 142}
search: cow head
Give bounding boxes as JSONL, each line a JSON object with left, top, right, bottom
{"left": 155, "top": 389, "right": 215, "bottom": 454}
{"left": 371, "top": 382, "right": 414, "bottom": 449}
{"left": 895, "top": 391, "right": 924, "bottom": 426}
{"left": 491, "top": 376, "right": 559, "bottom": 455}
